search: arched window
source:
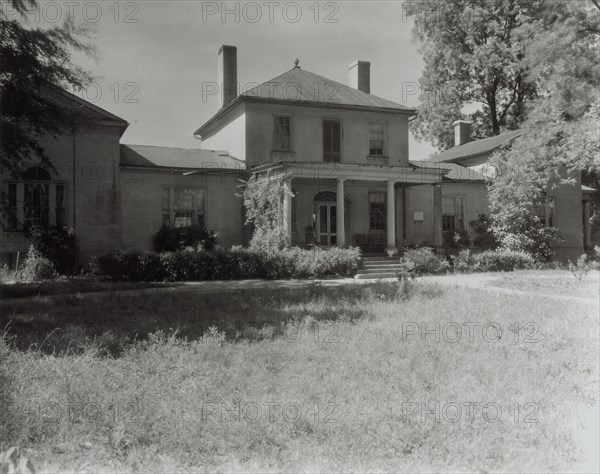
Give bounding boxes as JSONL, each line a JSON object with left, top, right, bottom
{"left": 5, "top": 166, "right": 66, "bottom": 230}
{"left": 313, "top": 190, "right": 351, "bottom": 205}
{"left": 22, "top": 166, "right": 52, "bottom": 181}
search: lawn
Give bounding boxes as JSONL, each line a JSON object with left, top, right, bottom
{"left": 486, "top": 269, "right": 599, "bottom": 299}
{"left": 1, "top": 276, "right": 598, "bottom": 473}
{"left": 0, "top": 278, "right": 171, "bottom": 301}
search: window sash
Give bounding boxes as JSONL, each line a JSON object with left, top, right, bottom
{"left": 55, "top": 184, "right": 66, "bottom": 228}
{"left": 163, "top": 188, "right": 205, "bottom": 228}
{"left": 534, "top": 197, "right": 556, "bottom": 227}
{"left": 442, "top": 196, "right": 464, "bottom": 232}
{"left": 5, "top": 182, "right": 66, "bottom": 229}
{"left": 369, "top": 192, "right": 386, "bottom": 231}
{"left": 23, "top": 183, "right": 50, "bottom": 228}
{"left": 369, "top": 122, "right": 386, "bottom": 156}
{"left": 273, "top": 116, "right": 291, "bottom": 151}
{"left": 7, "top": 183, "right": 17, "bottom": 229}
{"left": 323, "top": 120, "right": 341, "bottom": 162}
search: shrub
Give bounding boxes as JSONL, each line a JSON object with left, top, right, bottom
{"left": 568, "top": 254, "right": 599, "bottom": 281}
{"left": 18, "top": 246, "right": 57, "bottom": 283}
{"left": 93, "top": 246, "right": 361, "bottom": 282}
{"left": 471, "top": 249, "right": 534, "bottom": 272}
{"left": 0, "top": 264, "right": 16, "bottom": 284}
{"left": 451, "top": 249, "right": 475, "bottom": 273}
{"left": 491, "top": 212, "right": 561, "bottom": 262}
{"left": 28, "top": 225, "right": 78, "bottom": 275}
{"left": 400, "top": 247, "right": 450, "bottom": 275}
{"left": 153, "top": 225, "right": 217, "bottom": 252}
{"left": 469, "top": 214, "right": 498, "bottom": 250}
{"left": 443, "top": 230, "right": 471, "bottom": 256}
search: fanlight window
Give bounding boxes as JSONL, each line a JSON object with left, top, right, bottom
{"left": 313, "top": 191, "right": 350, "bottom": 204}
{"left": 23, "top": 166, "right": 52, "bottom": 181}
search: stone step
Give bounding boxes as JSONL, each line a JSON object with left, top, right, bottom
{"left": 361, "top": 256, "right": 400, "bottom": 262}
{"left": 354, "top": 272, "right": 398, "bottom": 280}
{"left": 359, "top": 266, "right": 404, "bottom": 274}
{"left": 362, "top": 261, "right": 402, "bottom": 268}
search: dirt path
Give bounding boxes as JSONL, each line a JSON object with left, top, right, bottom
{"left": 1, "top": 272, "right": 597, "bottom": 305}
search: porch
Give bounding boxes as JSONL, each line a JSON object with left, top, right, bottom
{"left": 254, "top": 161, "right": 448, "bottom": 255}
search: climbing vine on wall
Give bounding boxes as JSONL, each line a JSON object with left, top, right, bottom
{"left": 239, "top": 172, "right": 294, "bottom": 252}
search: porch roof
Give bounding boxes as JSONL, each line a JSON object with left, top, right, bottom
{"left": 251, "top": 161, "right": 447, "bottom": 184}
{"left": 410, "top": 161, "right": 486, "bottom": 182}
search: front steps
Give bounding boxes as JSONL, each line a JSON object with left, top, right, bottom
{"left": 354, "top": 255, "right": 403, "bottom": 280}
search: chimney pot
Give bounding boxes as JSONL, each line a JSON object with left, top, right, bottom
{"left": 218, "top": 45, "right": 238, "bottom": 109}
{"left": 348, "top": 60, "right": 370, "bottom": 94}
{"left": 453, "top": 120, "right": 472, "bottom": 146}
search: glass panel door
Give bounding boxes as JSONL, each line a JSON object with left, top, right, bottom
{"left": 317, "top": 204, "right": 337, "bottom": 246}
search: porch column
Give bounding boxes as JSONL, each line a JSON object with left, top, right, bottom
{"left": 336, "top": 178, "right": 345, "bottom": 247}
{"left": 283, "top": 178, "right": 292, "bottom": 246}
{"left": 386, "top": 180, "right": 397, "bottom": 255}
{"left": 433, "top": 183, "right": 443, "bottom": 253}
{"left": 583, "top": 199, "right": 591, "bottom": 250}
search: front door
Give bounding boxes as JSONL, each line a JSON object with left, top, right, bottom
{"left": 317, "top": 203, "right": 337, "bottom": 246}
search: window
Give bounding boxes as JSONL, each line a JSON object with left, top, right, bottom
{"left": 162, "top": 187, "right": 205, "bottom": 228}
{"left": 369, "top": 192, "right": 386, "bottom": 231}
{"left": 273, "top": 115, "right": 292, "bottom": 151}
{"left": 7, "top": 183, "right": 17, "bottom": 229}
{"left": 323, "top": 120, "right": 341, "bottom": 162}
{"left": 24, "top": 184, "right": 49, "bottom": 228}
{"left": 162, "top": 188, "right": 171, "bottom": 226}
{"left": 4, "top": 166, "right": 66, "bottom": 230}
{"left": 534, "top": 197, "right": 556, "bottom": 227}
{"left": 369, "top": 122, "right": 386, "bottom": 156}
{"left": 442, "top": 196, "right": 464, "bottom": 233}
{"left": 55, "top": 184, "right": 65, "bottom": 228}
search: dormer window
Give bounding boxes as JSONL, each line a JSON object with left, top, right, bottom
{"left": 273, "top": 115, "right": 292, "bottom": 151}
{"left": 369, "top": 121, "right": 386, "bottom": 156}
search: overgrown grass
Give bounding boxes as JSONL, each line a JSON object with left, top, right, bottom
{"left": 1, "top": 280, "right": 598, "bottom": 472}
{"left": 487, "top": 270, "right": 600, "bottom": 299}
{"left": 0, "top": 278, "right": 170, "bottom": 301}
{"left": 0, "top": 282, "right": 410, "bottom": 356}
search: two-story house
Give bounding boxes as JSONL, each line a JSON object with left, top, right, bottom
{"left": 192, "top": 45, "right": 454, "bottom": 255}
{"left": 1, "top": 45, "right": 587, "bottom": 266}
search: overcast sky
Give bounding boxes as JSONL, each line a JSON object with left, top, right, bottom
{"left": 19, "top": 1, "right": 438, "bottom": 159}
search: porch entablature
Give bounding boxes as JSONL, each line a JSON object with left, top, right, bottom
{"left": 252, "top": 161, "right": 447, "bottom": 185}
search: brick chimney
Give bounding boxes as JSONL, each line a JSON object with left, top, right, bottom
{"left": 348, "top": 60, "right": 370, "bottom": 94}
{"left": 218, "top": 45, "right": 237, "bottom": 109}
{"left": 453, "top": 120, "right": 471, "bottom": 146}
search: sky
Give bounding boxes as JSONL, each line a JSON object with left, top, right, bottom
{"left": 13, "top": 0, "right": 438, "bottom": 159}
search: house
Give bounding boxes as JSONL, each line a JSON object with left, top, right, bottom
{"left": 192, "top": 46, "right": 486, "bottom": 255}
{"left": 0, "top": 45, "right": 587, "bottom": 266}
{"left": 433, "top": 122, "right": 589, "bottom": 261}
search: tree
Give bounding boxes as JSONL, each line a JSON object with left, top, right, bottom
{"left": 0, "top": 0, "right": 94, "bottom": 180}
{"left": 489, "top": 0, "right": 600, "bottom": 256}
{"left": 407, "top": 0, "right": 542, "bottom": 150}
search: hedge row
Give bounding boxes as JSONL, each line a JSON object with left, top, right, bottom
{"left": 451, "top": 249, "right": 535, "bottom": 272}
{"left": 93, "top": 246, "right": 361, "bottom": 282}
{"left": 400, "top": 247, "right": 534, "bottom": 275}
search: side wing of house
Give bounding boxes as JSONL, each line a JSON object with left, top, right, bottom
{"left": 0, "top": 88, "right": 128, "bottom": 266}
{"left": 432, "top": 123, "right": 585, "bottom": 261}
{"left": 119, "top": 145, "right": 246, "bottom": 252}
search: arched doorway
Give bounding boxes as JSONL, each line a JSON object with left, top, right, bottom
{"left": 313, "top": 191, "right": 351, "bottom": 246}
